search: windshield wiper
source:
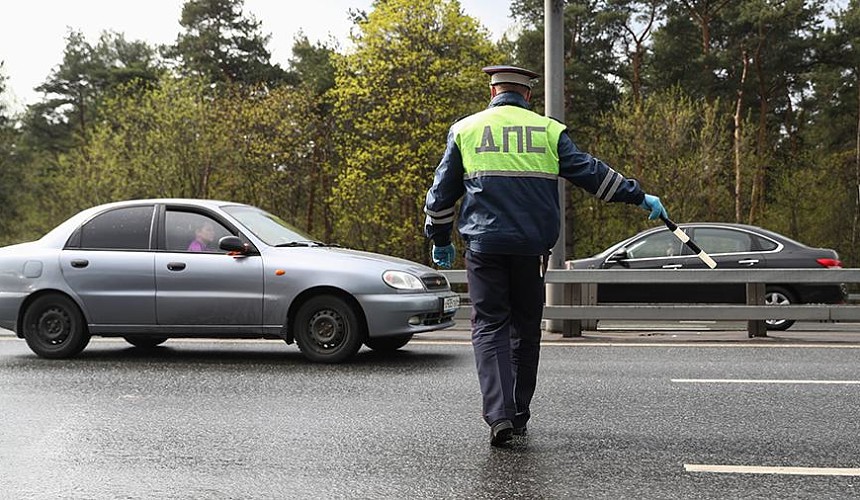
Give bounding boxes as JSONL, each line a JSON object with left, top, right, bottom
{"left": 275, "top": 240, "right": 340, "bottom": 248}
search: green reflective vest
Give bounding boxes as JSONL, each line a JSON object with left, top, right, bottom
{"left": 453, "top": 105, "right": 566, "bottom": 179}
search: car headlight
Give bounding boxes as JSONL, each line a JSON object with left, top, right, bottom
{"left": 382, "top": 271, "right": 425, "bottom": 290}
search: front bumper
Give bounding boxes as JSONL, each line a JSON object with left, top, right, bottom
{"left": 358, "top": 291, "right": 459, "bottom": 338}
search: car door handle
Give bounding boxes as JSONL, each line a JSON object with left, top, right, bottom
{"left": 738, "top": 259, "right": 759, "bottom": 266}
{"left": 70, "top": 259, "right": 89, "bottom": 269}
{"left": 167, "top": 262, "right": 186, "bottom": 271}
{"left": 662, "top": 264, "right": 683, "bottom": 269}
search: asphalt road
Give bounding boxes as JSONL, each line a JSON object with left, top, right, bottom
{"left": 1, "top": 331, "right": 859, "bottom": 499}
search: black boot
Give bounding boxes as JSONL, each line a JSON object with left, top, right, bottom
{"left": 490, "top": 419, "right": 513, "bottom": 447}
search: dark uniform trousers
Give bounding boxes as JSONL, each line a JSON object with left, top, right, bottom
{"left": 465, "top": 250, "right": 546, "bottom": 427}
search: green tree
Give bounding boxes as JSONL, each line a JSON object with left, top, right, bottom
{"left": 0, "top": 62, "right": 24, "bottom": 243}
{"left": 725, "top": 0, "right": 825, "bottom": 223}
{"left": 647, "top": 5, "right": 712, "bottom": 97}
{"left": 330, "top": 0, "right": 500, "bottom": 262}
{"left": 287, "top": 35, "right": 336, "bottom": 96}
{"left": 24, "top": 30, "right": 163, "bottom": 158}
{"left": 0, "top": 61, "right": 10, "bottom": 126}
{"left": 570, "top": 89, "right": 735, "bottom": 257}
{"left": 609, "top": 0, "right": 662, "bottom": 105}
{"left": 54, "top": 75, "right": 331, "bottom": 239}
{"left": 784, "top": 0, "right": 860, "bottom": 265}
{"left": 510, "top": 0, "right": 625, "bottom": 142}
{"left": 167, "top": 0, "right": 290, "bottom": 87}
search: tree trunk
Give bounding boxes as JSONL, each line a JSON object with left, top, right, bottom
{"left": 748, "top": 36, "right": 770, "bottom": 225}
{"left": 632, "top": 49, "right": 642, "bottom": 107}
{"left": 734, "top": 49, "right": 749, "bottom": 223}
{"left": 680, "top": 0, "right": 734, "bottom": 99}
{"left": 306, "top": 170, "right": 316, "bottom": 234}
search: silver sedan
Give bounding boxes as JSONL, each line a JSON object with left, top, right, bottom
{"left": 0, "top": 199, "right": 459, "bottom": 363}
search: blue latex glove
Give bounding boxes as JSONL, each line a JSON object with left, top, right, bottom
{"left": 431, "top": 244, "right": 456, "bottom": 268}
{"left": 639, "top": 194, "right": 668, "bottom": 220}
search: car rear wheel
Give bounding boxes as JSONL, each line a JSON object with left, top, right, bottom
{"left": 294, "top": 295, "right": 364, "bottom": 363}
{"left": 22, "top": 294, "right": 90, "bottom": 358}
{"left": 364, "top": 334, "right": 413, "bottom": 352}
{"left": 764, "top": 286, "right": 796, "bottom": 331}
{"left": 124, "top": 336, "right": 168, "bottom": 348}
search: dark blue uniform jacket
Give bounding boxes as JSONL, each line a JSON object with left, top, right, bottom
{"left": 424, "top": 92, "right": 645, "bottom": 256}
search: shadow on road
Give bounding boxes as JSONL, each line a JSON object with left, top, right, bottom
{"left": 2, "top": 340, "right": 462, "bottom": 371}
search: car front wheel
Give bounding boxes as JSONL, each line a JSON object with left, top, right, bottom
{"left": 22, "top": 294, "right": 90, "bottom": 358}
{"left": 364, "top": 334, "right": 413, "bottom": 352}
{"left": 293, "top": 295, "right": 364, "bottom": 363}
{"left": 764, "top": 286, "right": 796, "bottom": 331}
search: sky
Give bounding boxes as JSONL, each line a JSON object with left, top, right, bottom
{"left": 0, "top": 0, "right": 518, "bottom": 113}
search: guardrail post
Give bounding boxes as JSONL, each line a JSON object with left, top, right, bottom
{"left": 564, "top": 282, "right": 598, "bottom": 337}
{"left": 746, "top": 282, "right": 767, "bottom": 338}
{"left": 563, "top": 282, "right": 581, "bottom": 337}
{"left": 584, "top": 284, "right": 598, "bottom": 331}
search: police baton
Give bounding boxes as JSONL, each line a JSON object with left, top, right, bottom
{"left": 660, "top": 215, "right": 717, "bottom": 269}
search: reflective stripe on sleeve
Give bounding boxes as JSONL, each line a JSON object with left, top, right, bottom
{"left": 424, "top": 206, "right": 456, "bottom": 224}
{"left": 595, "top": 169, "right": 624, "bottom": 201}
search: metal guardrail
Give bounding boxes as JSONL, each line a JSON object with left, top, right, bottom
{"left": 441, "top": 269, "right": 860, "bottom": 338}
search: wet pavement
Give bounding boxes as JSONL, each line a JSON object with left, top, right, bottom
{"left": 1, "top": 328, "right": 859, "bottom": 499}
{"left": 422, "top": 319, "right": 860, "bottom": 344}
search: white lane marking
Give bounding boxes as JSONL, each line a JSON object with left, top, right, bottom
{"left": 672, "top": 378, "right": 860, "bottom": 385}
{"left": 411, "top": 340, "right": 860, "bottom": 349}
{"left": 3, "top": 336, "right": 860, "bottom": 350}
{"left": 685, "top": 464, "right": 860, "bottom": 476}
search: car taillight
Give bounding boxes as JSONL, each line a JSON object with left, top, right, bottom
{"left": 816, "top": 258, "right": 842, "bottom": 268}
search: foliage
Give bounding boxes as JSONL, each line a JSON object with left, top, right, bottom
{"left": 570, "top": 89, "right": 736, "bottom": 257}
{"left": 510, "top": 0, "right": 625, "bottom": 144}
{"left": 287, "top": 36, "right": 337, "bottom": 97}
{"left": 0, "top": 63, "right": 24, "bottom": 242}
{"left": 0, "top": 61, "right": 9, "bottom": 125}
{"left": 330, "top": 0, "right": 501, "bottom": 262}
{"left": 764, "top": 152, "right": 855, "bottom": 262}
{"left": 23, "top": 30, "right": 163, "bottom": 158}
{"left": 5, "top": 0, "right": 860, "bottom": 270}
{"left": 166, "top": 0, "right": 289, "bottom": 87}
{"left": 53, "top": 76, "right": 332, "bottom": 239}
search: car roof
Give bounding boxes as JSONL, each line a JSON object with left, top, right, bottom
{"left": 39, "top": 198, "right": 253, "bottom": 247}
{"left": 592, "top": 221, "right": 815, "bottom": 259}
{"left": 94, "top": 198, "right": 245, "bottom": 209}
{"left": 676, "top": 222, "right": 812, "bottom": 248}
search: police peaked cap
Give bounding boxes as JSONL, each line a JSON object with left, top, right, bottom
{"left": 482, "top": 65, "right": 540, "bottom": 88}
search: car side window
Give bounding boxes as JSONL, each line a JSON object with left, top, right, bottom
{"left": 693, "top": 228, "right": 753, "bottom": 254}
{"left": 165, "top": 211, "right": 232, "bottom": 253}
{"left": 79, "top": 206, "right": 154, "bottom": 250}
{"left": 625, "top": 231, "right": 684, "bottom": 259}
{"left": 752, "top": 234, "right": 779, "bottom": 251}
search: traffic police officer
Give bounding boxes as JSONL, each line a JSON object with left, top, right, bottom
{"left": 423, "top": 65, "right": 668, "bottom": 447}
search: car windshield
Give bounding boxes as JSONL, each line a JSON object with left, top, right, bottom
{"left": 223, "top": 205, "right": 318, "bottom": 246}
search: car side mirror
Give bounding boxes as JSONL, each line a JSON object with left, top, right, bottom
{"left": 219, "top": 236, "right": 248, "bottom": 254}
{"left": 606, "top": 249, "right": 628, "bottom": 263}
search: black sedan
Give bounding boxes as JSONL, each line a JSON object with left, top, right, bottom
{"left": 567, "top": 223, "right": 846, "bottom": 330}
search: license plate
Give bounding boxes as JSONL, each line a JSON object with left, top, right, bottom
{"left": 442, "top": 295, "right": 460, "bottom": 312}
